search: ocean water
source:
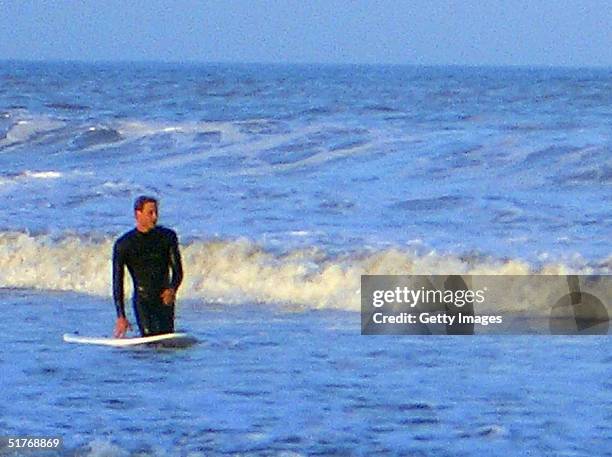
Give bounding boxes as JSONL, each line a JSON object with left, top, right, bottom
{"left": 0, "top": 62, "right": 610, "bottom": 456}
{"left": 3, "top": 290, "right": 612, "bottom": 456}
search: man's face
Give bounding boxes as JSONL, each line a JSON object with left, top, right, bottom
{"left": 135, "top": 202, "right": 158, "bottom": 232}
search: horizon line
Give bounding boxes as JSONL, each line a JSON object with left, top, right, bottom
{"left": 1, "top": 58, "right": 611, "bottom": 71}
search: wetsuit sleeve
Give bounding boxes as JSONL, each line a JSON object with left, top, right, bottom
{"left": 169, "top": 231, "right": 183, "bottom": 291}
{"left": 112, "top": 239, "right": 127, "bottom": 318}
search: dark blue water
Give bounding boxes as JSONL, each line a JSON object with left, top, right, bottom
{"left": 2, "top": 289, "right": 611, "bottom": 456}
{"left": 0, "top": 63, "right": 610, "bottom": 456}
{"left": 0, "top": 62, "right": 610, "bottom": 262}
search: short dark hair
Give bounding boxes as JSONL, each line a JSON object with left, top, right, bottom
{"left": 134, "top": 195, "right": 158, "bottom": 212}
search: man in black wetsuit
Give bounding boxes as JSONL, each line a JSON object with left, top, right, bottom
{"left": 112, "top": 196, "right": 184, "bottom": 337}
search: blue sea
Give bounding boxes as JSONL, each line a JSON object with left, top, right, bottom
{"left": 0, "top": 62, "right": 610, "bottom": 456}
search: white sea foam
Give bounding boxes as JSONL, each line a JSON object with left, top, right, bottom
{"left": 116, "top": 120, "right": 245, "bottom": 143}
{"left": 0, "top": 115, "right": 65, "bottom": 147}
{"left": 0, "top": 170, "right": 63, "bottom": 189}
{"left": 22, "top": 170, "right": 63, "bottom": 179}
{"left": 0, "top": 232, "right": 605, "bottom": 314}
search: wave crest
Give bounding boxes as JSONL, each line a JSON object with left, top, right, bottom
{"left": 1, "top": 232, "right": 607, "bottom": 313}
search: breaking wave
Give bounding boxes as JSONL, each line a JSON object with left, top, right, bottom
{"left": 0, "top": 231, "right": 608, "bottom": 313}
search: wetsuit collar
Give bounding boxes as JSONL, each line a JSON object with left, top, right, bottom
{"left": 135, "top": 225, "right": 156, "bottom": 235}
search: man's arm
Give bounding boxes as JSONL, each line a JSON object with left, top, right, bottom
{"left": 161, "top": 231, "right": 183, "bottom": 305}
{"left": 169, "top": 231, "right": 183, "bottom": 291}
{"left": 112, "top": 239, "right": 127, "bottom": 318}
{"left": 112, "top": 239, "right": 131, "bottom": 337}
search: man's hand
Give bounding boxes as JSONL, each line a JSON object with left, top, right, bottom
{"left": 114, "top": 316, "right": 131, "bottom": 338}
{"left": 161, "top": 288, "right": 176, "bottom": 306}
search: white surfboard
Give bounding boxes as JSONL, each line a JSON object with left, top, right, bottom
{"left": 63, "top": 332, "right": 197, "bottom": 347}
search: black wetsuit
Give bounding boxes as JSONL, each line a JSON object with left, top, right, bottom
{"left": 113, "top": 226, "right": 183, "bottom": 336}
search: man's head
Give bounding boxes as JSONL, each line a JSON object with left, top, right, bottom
{"left": 134, "top": 195, "right": 158, "bottom": 233}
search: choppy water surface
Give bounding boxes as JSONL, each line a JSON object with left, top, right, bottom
{"left": 2, "top": 290, "right": 611, "bottom": 456}
{"left": 0, "top": 63, "right": 610, "bottom": 262}
{"left": 0, "top": 62, "right": 610, "bottom": 455}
